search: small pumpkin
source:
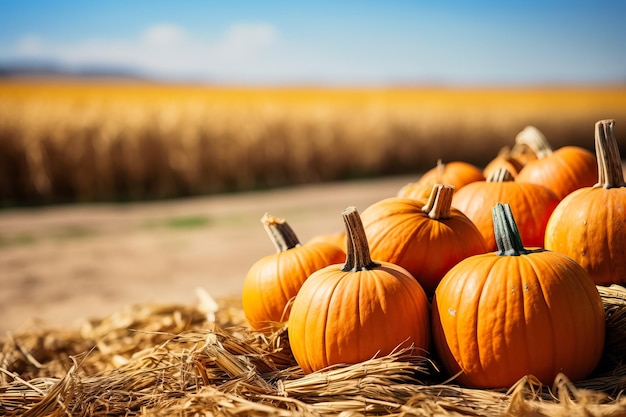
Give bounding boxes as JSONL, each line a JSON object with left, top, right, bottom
{"left": 482, "top": 126, "right": 544, "bottom": 179}
{"left": 361, "top": 185, "right": 488, "bottom": 295}
{"left": 511, "top": 125, "right": 548, "bottom": 166}
{"left": 307, "top": 230, "right": 346, "bottom": 252}
{"left": 242, "top": 213, "right": 345, "bottom": 332}
{"left": 452, "top": 167, "right": 559, "bottom": 252}
{"left": 288, "top": 206, "right": 431, "bottom": 374}
{"left": 514, "top": 125, "right": 597, "bottom": 200}
{"left": 398, "top": 159, "right": 484, "bottom": 199}
{"left": 482, "top": 146, "right": 525, "bottom": 179}
{"left": 432, "top": 203, "right": 605, "bottom": 389}
{"left": 545, "top": 119, "right": 626, "bottom": 285}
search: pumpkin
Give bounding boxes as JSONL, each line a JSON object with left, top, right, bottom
{"left": 482, "top": 126, "right": 542, "bottom": 178}
{"left": 361, "top": 185, "right": 488, "bottom": 295}
{"left": 288, "top": 206, "right": 431, "bottom": 374}
{"left": 511, "top": 125, "right": 547, "bottom": 166}
{"left": 242, "top": 213, "right": 345, "bottom": 332}
{"left": 307, "top": 230, "right": 346, "bottom": 252}
{"left": 398, "top": 159, "right": 484, "bottom": 199}
{"left": 545, "top": 119, "right": 626, "bottom": 285}
{"left": 514, "top": 125, "right": 597, "bottom": 200}
{"left": 397, "top": 181, "right": 433, "bottom": 201}
{"left": 432, "top": 203, "right": 605, "bottom": 389}
{"left": 482, "top": 146, "right": 525, "bottom": 179}
{"left": 452, "top": 167, "right": 559, "bottom": 252}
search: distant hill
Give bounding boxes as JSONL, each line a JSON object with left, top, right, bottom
{"left": 0, "top": 61, "right": 148, "bottom": 81}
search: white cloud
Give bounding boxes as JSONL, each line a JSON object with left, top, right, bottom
{"left": 5, "top": 22, "right": 281, "bottom": 81}
{"left": 15, "top": 35, "right": 45, "bottom": 55}
{"left": 217, "top": 23, "right": 277, "bottom": 59}
{"left": 141, "top": 24, "right": 186, "bottom": 47}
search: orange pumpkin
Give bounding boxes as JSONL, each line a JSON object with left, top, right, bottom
{"left": 242, "top": 213, "right": 345, "bottom": 332}
{"left": 397, "top": 181, "right": 433, "bottom": 201}
{"left": 361, "top": 184, "right": 488, "bottom": 295}
{"left": 514, "top": 126, "right": 597, "bottom": 200}
{"left": 452, "top": 167, "right": 559, "bottom": 252}
{"left": 288, "top": 206, "right": 431, "bottom": 374}
{"left": 307, "top": 230, "right": 346, "bottom": 252}
{"left": 398, "top": 159, "right": 484, "bottom": 199}
{"left": 511, "top": 125, "right": 547, "bottom": 166}
{"left": 545, "top": 119, "right": 626, "bottom": 285}
{"left": 482, "top": 126, "right": 543, "bottom": 179}
{"left": 482, "top": 146, "right": 525, "bottom": 179}
{"left": 432, "top": 203, "right": 605, "bottom": 388}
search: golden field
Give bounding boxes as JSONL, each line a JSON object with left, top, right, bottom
{"left": 1, "top": 78, "right": 625, "bottom": 206}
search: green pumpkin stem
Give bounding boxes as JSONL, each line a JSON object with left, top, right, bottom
{"left": 514, "top": 125, "right": 553, "bottom": 158}
{"left": 261, "top": 213, "right": 301, "bottom": 253}
{"left": 594, "top": 119, "right": 625, "bottom": 189}
{"left": 492, "top": 203, "right": 531, "bottom": 256}
{"left": 422, "top": 184, "right": 454, "bottom": 219}
{"left": 341, "top": 206, "right": 380, "bottom": 272}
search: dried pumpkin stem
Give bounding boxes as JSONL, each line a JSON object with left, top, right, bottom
{"left": 486, "top": 167, "right": 515, "bottom": 183}
{"left": 514, "top": 126, "right": 553, "bottom": 158}
{"left": 341, "top": 206, "right": 380, "bottom": 272}
{"left": 422, "top": 184, "right": 454, "bottom": 219}
{"left": 594, "top": 119, "right": 625, "bottom": 189}
{"left": 492, "top": 203, "right": 531, "bottom": 256}
{"left": 261, "top": 213, "right": 301, "bottom": 253}
{"left": 435, "top": 159, "right": 445, "bottom": 183}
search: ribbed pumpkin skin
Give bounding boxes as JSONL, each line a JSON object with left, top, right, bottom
{"left": 360, "top": 197, "right": 487, "bottom": 294}
{"left": 398, "top": 161, "right": 484, "bottom": 200}
{"left": 396, "top": 181, "right": 434, "bottom": 201}
{"left": 432, "top": 251, "right": 605, "bottom": 388}
{"left": 242, "top": 242, "right": 345, "bottom": 331}
{"left": 545, "top": 187, "right": 626, "bottom": 285}
{"left": 417, "top": 161, "right": 485, "bottom": 191}
{"left": 288, "top": 262, "right": 430, "bottom": 374}
{"left": 545, "top": 120, "right": 626, "bottom": 286}
{"left": 482, "top": 154, "right": 524, "bottom": 179}
{"left": 307, "top": 231, "right": 347, "bottom": 253}
{"left": 452, "top": 182, "right": 559, "bottom": 252}
{"left": 515, "top": 146, "right": 597, "bottom": 200}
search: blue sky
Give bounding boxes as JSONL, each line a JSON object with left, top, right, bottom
{"left": 1, "top": 1, "right": 625, "bottom": 86}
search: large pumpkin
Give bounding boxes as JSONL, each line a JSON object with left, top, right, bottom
{"left": 452, "top": 167, "right": 559, "bottom": 252}
{"left": 288, "top": 206, "right": 431, "bottom": 374}
{"left": 432, "top": 203, "right": 605, "bottom": 389}
{"left": 361, "top": 184, "right": 488, "bottom": 295}
{"left": 242, "top": 213, "right": 345, "bottom": 332}
{"left": 545, "top": 119, "right": 626, "bottom": 285}
{"left": 514, "top": 125, "right": 597, "bottom": 200}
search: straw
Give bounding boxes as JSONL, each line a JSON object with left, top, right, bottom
{"left": 2, "top": 285, "right": 626, "bottom": 416}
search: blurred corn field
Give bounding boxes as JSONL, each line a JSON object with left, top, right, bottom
{"left": 1, "top": 79, "right": 625, "bottom": 206}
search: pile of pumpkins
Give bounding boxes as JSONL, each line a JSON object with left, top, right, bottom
{"left": 241, "top": 119, "right": 624, "bottom": 389}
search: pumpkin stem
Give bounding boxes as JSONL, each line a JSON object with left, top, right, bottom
{"left": 261, "top": 213, "right": 301, "bottom": 253}
{"left": 594, "top": 119, "right": 625, "bottom": 189}
{"left": 486, "top": 167, "right": 515, "bottom": 183}
{"left": 341, "top": 206, "right": 380, "bottom": 272}
{"left": 422, "top": 184, "right": 455, "bottom": 219}
{"left": 492, "top": 203, "right": 531, "bottom": 256}
{"left": 435, "top": 159, "right": 445, "bottom": 183}
{"left": 514, "top": 126, "right": 553, "bottom": 158}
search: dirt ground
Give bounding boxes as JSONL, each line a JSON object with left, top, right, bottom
{"left": 0, "top": 175, "right": 415, "bottom": 334}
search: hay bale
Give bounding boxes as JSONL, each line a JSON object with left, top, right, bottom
{"left": 2, "top": 286, "right": 626, "bottom": 416}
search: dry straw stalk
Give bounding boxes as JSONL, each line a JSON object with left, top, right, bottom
{"left": 2, "top": 287, "right": 626, "bottom": 416}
